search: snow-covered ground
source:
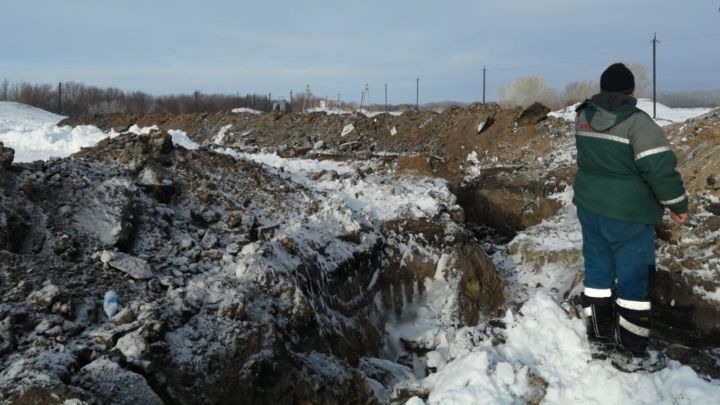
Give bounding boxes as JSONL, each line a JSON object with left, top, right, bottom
{"left": 1, "top": 102, "right": 718, "bottom": 404}
{"left": 550, "top": 98, "right": 715, "bottom": 127}
{"left": 306, "top": 106, "right": 404, "bottom": 116}
{"left": 0, "top": 101, "right": 112, "bottom": 162}
{"left": 396, "top": 188, "right": 720, "bottom": 404}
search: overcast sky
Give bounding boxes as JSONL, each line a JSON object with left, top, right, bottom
{"left": 2, "top": 0, "right": 719, "bottom": 103}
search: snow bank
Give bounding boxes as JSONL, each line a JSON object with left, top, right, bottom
{"left": 0, "top": 102, "right": 202, "bottom": 161}
{"left": 0, "top": 123, "right": 110, "bottom": 162}
{"left": 0, "top": 101, "right": 64, "bottom": 129}
{"left": 550, "top": 99, "right": 715, "bottom": 127}
{"left": 423, "top": 292, "right": 720, "bottom": 404}
{"left": 0, "top": 101, "right": 114, "bottom": 162}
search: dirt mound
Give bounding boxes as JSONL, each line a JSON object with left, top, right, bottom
{"left": 0, "top": 131, "right": 504, "bottom": 403}
{"left": 664, "top": 109, "right": 720, "bottom": 193}
{"left": 61, "top": 104, "right": 571, "bottom": 187}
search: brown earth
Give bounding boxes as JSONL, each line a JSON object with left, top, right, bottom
{"left": 62, "top": 104, "right": 572, "bottom": 189}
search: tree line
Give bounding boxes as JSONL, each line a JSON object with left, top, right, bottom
{"left": 3, "top": 72, "right": 717, "bottom": 116}
{"left": 498, "top": 63, "right": 720, "bottom": 109}
{"left": 0, "top": 79, "right": 283, "bottom": 115}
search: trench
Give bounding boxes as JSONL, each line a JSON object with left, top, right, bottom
{"left": 455, "top": 179, "right": 720, "bottom": 380}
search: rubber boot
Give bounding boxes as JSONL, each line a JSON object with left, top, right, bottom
{"left": 581, "top": 292, "right": 615, "bottom": 359}
{"left": 610, "top": 298, "right": 666, "bottom": 373}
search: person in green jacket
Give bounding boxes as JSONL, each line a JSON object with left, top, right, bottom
{"left": 573, "top": 63, "right": 689, "bottom": 372}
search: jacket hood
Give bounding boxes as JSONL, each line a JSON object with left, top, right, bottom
{"left": 579, "top": 92, "right": 639, "bottom": 131}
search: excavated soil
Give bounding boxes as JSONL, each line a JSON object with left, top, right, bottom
{"left": 61, "top": 104, "right": 571, "bottom": 189}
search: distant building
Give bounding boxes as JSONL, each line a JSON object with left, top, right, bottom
{"left": 272, "top": 100, "right": 291, "bottom": 113}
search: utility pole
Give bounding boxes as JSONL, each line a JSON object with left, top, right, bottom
{"left": 57, "top": 82, "right": 62, "bottom": 114}
{"left": 302, "top": 84, "right": 310, "bottom": 113}
{"left": 194, "top": 90, "right": 199, "bottom": 112}
{"left": 337, "top": 93, "right": 340, "bottom": 110}
{"left": 269, "top": 92, "right": 272, "bottom": 111}
{"left": 385, "top": 83, "right": 388, "bottom": 113}
{"left": 290, "top": 90, "right": 293, "bottom": 106}
{"left": 365, "top": 83, "right": 370, "bottom": 112}
{"left": 415, "top": 77, "right": 420, "bottom": 111}
{"left": 652, "top": 33, "right": 659, "bottom": 119}
{"left": 252, "top": 94, "right": 256, "bottom": 110}
{"left": 482, "top": 66, "right": 486, "bottom": 104}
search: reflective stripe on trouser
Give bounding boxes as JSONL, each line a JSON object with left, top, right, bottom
{"left": 616, "top": 298, "right": 651, "bottom": 355}
{"left": 577, "top": 206, "right": 656, "bottom": 301}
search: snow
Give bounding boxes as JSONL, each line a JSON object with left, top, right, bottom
{"left": 341, "top": 123, "right": 355, "bottom": 137}
{"left": 385, "top": 183, "right": 720, "bottom": 404}
{"left": 213, "top": 124, "right": 232, "bottom": 144}
{"left": 127, "top": 124, "right": 158, "bottom": 135}
{"left": 0, "top": 101, "right": 115, "bottom": 162}
{"left": 0, "top": 101, "right": 64, "bottom": 129}
{"left": 550, "top": 99, "right": 715, "bottom": 127}
{"left": 220, "top": 150, "right": 454, "bottom": 222}
{"left": 420, "top": 292, "right": 720, "bottom": 405}
{"left": 306, "top": 107, "right": 403, "bottom": 117}
{"left": 231, "top": 107, "right": 262, "bottom": 114}
{"left": 168, "top": 129, "right": 200, "bottom": 150}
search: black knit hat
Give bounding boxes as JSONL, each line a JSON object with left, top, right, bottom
{"left": 600, "top": 63, "right": 635, "bottom": 93}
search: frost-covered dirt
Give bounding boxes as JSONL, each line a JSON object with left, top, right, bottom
{"left": 1, "top": 101, "right": 719, "bottom": 404}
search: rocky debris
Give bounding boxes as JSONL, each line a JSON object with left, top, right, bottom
{"left": 0, "top": 316, "right": 16, "bottom": 355}
{"left": 26, "top": 284, "right": 62, "bottom": 309}
{"left": 476, "top": 115, "right": 495, "bottom": 134}
{"left": 515, "top": 102, "right": 551, "bottom": 127}
{"left": 0, "top": 208, "right": 30, "bottom": 253}
{"left": 1, "top": 130, "right": 500, "bottom": 403}
{"left": 100, "top": 251, "right": 154, "bottom": 280}
{"left": 75, "top": 358, "right": 163, "bottom": 405}
{"left": 111, "top": 307, "right": 136, "bottom": 325}
{"left": 0, "top": 142, "right": 14, "bottom": 170}
{"left": 71, "top": 178, "right": 135, "bottom": 247}
{"left": 136, "top": 164, "right": 175, "bottom": 203}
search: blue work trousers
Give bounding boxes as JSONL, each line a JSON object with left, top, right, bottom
{"left": 577, "top": 206, "right": 656, "bottom": 301}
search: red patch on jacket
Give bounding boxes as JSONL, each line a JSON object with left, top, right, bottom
{"left": 578, "top": 123, "right": 591, "bottom": 130}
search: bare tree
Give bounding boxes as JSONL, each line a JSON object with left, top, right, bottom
{"left": 563, "top": 80, "right": 597, "bottom": 104}
{"left": 624, "top": 62, "right": 650, "bottom": 97}
{"left": 498, "top": 76, "right": 559, "bottom": 108}
{"left": 0, "top": 79, "right": 8, "bottom": 100}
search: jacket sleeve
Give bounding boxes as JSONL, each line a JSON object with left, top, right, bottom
{"left": 629, "top": 116, "right": 688, "bottom": 214}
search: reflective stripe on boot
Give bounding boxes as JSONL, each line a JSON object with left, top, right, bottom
{"left": 615, "top": 298, "right": 651, "bottom": 356}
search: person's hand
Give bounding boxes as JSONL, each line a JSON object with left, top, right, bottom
{"left": 670, "top": 211, "right": 689, "bottom": 224}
